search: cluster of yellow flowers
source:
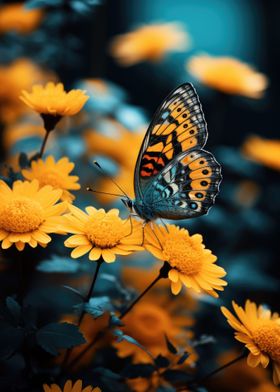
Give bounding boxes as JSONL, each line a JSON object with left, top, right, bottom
{"left": 0, "top": 80, "right": 279, "bottom": 391}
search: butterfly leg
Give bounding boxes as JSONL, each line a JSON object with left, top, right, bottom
{"left": 140, "top": 220, "right": 148, "bottom": 246}
{"left": 149, "top": 221, "right": 164, "bottom": 250}
{"left": 124, "top": 214, "right": 139, "bottom": 237}
{"left": 159, "top": 218, "right": 169, "bottom": 233}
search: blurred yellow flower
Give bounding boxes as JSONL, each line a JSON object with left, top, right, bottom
{"left": 0, "top": 3, "right": 43, "bottom": 34}
{"left": 20, "top": 82, "right": 89, "bottom": 131}
{"left": 43, "top": 380, "right": 101, "bottom": 392}
{"left": 85, "top": 121, "right": 145, "bottom": 202}
{"left": 145, "top": 224, "right": 227, "bottom": 297}
{"left": 235, "top": 180, "right": 260, "bottom": 208}
{"left": 221, "top": 300, "right": 280, "bottom": 385}
{"left": 0, "top": 180, "right": 66, "bottom": 251}
{"left": 0, "top": 59, "right": 46, "bottom": 123}
{"left": 243, "top": 136, "right": 280, "bottom": 171}
{"left": 110, "top": 22, "right": 190, "bottom": 66}
{"left": 114, "top": 299, "right": 196, "bottom": 365}
{"left": 22, "top": 156, "right": 80, "bottom": 202}
{"left": 187, "top": 55, "right": 268, "bottom": 98}
{"left": 63, "top": 205, "right": 143, "bottom": 263}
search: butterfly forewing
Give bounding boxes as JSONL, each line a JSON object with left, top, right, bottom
{"left": 133, "top": 82, "right": 222, "bottom": 220}
{"left": 134, "top": 83, "right": 208, "bottom": 199}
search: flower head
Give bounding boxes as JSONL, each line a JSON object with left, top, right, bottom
{"left": 221, "top": 300, "right": 280, "bottom": 385}
{"left": 110, "top": 22, "right": 190, "bottom": 66}
{"left": 0, "top": 180, "right": 66, "bottom": 251}
{"left": 114, "top": 299, "right": 196, "bottom": 365}
{"left": 22, "top": 156, "right": 80, "bottom": 202}
{"left": 43, "top": 379, "right": 101, "bottom": 392}
{"left": 63, "top": 205, "right": 143, "bottom": 263}
{"left": 0, "top": 3, "right": 43, "bottom": 34}
{"left": 20, "top": 82, "right": 89, "bottom": 130}
{"left": 187, "top": 55, "right": 268, "bottom": 98}
{"left": 242, "top": 136, "right": 280, "bottom": 171}
{"left": 85, "top": 121, "right": 145, "bottom": 202}
{"left": 145, "top": 224, "right": 227, "bottom": 297}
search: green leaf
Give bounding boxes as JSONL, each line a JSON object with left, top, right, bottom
{"left": 36, "top": 322, "right": 85, "bottom": 355}
{"left": 5, "top": 297, "right": 21, "bottom": 324}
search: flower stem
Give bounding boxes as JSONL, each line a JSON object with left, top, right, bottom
{"left": 120, "top": 261, "right": 171, "bottom": 319}
{"left": 196, "top": 351, "right": 247, "bottom": 384}
{"left": 61, "top": 259, "right": 103, "bottom": 370}
{"left": 39, "top": 130, "right": 50, "bottom": 158}
{"left": 65, "top": 261, "right": 171, "bottom": 371}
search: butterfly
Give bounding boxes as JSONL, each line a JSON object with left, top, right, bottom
{"left": 121, "top": 83, "right": 222, "bottom": 222}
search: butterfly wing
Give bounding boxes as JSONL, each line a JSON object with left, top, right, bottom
{"left": 134, "top": 83, "right": 208, "bottom": 199}
{"left": 144, "top": 148, "right": 222, "bottom": 219}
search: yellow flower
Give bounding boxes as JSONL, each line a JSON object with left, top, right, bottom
{"left": 0, "top": 3, "right": 43, "bottom": 34}
{"left": 0, "top": 179, "right": 66, "bottom": 251}
{"left": 110, "top": 22, "right": 190, "bottom": 66}
{"left": 0, "top": 59, "right": 47, "bottom": 123}
{"left": 22, "top": 156, "right": 80, "bottom": 202}
{"left": 221, "top": 300, "right": 280, "bottom": 385}
{"left": 43, "top": 379, "right": 101, "bottom": 392}
{"left": 63, "top": 205, "right": 143, "bottom": 263}
{"left": 145, "top": 224, "right": 227, "bottom": 297}
{"left": 84, "top": 121, "right": 145, "bottom": 202}
{"left": 242, "top": 136, "right": 280, "bottom": 171}
{"left": 187, "top": 55, "right": 268, "bottom": 98}
{"left": 20, "top": 82, "right": 89, "bottom": 131}
{"left": 114, "top": 300, "right": 196, "bottom": 365}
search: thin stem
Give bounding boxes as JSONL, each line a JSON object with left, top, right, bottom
{"left": 197, "top": 352, "right": 247, "bottom": 384}
{"left": 61, "top": 259, "right": 103, "bottom": 370}
{"left": 39, "top": 130, "right": 50, "bottom": 158}
{"left": 65, "top": 261, "right": 171, "bottom": 371}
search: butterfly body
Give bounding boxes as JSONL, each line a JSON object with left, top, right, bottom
{"left": 132, "top": 83, "right": 222, "bottom": 222}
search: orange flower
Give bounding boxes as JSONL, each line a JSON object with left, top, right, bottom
{"left": 145, "top": 224, "right": 227, "bottom": 297}
{"left": 110, "top": 23, "right": 190, "bottom": 66}
{"left": 43, "top": 380, "right": 101, "bottom": 392}
{"left": 84, "top": 121, "right": 145, "bottom": 202}
{"left": 63, "top": 206, "right": 143, "bottom": 262}
{"left": 0, "top": 3, "right": 43, "bottom": 34}
{"left": 22, "top": 156, "right": 80, "bottom": 202}
{"left": 187, "top": 55, "right": 268, "bottom": 98}
{"left": 221, "top": 300, "right": 280, "bottom": 385}
{"left": 242, "top": 136, "right": 280, "bottom": 171}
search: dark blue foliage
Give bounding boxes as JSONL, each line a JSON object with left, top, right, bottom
{"left": 36, "top": 322, "right": 85, "bottom": 355}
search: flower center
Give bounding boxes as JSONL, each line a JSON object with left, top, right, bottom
{"left": 84, "top": 213, "right": 126, "bottom": 248}
{"left": 252, "top": 320, "right": 280, "bottom": 362}
{"left": 125, "top": 304, "right": 172, "bottom": 345}
{"left": 0, "top": 197, "right": 44, "bottom": 233}
{"left": 162, "top": 232, "right": 203, "bottom": 275}
{"left": 36, "top": 170, "right": 64, "bottom": 189}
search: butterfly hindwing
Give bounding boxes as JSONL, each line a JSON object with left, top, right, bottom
{"left": 144, "top": 149, "right": 222, "bottom": 219}
{"left": 134, "top": 83, "right": 208, "bottom": 198}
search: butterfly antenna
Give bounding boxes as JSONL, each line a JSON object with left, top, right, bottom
{"left": 93, "top": 160, "right": 130, "bottom": 199}
{"left": 86, "top": 187, "right": 125, "bottom": 198}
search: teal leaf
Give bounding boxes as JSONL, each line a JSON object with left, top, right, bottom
{"left": 37, "top": 256, "right": 81, "bottom": 273}
{"left": 177, "top": 351, "right": 190, "bottom": 365}
{"left": 121, "top": 364, "right": 155, "bottom": 378}
{"left": 113, "top": 330, "right": 153, "bottom": 361}
{"left": 6, "top": 297, "right": 21, "bottom": 324}
{"left": 36, "top": 322, "right": 85, "bottom": 355}
{"left": 109, "top": 313, "right": 124, "bottom": 327}
{"left": 154, "top": 354, "right": 170, "bottom": 368}
{"left": 62, "top": 285, "right": 85, "bottom": 300}
{"left": 75, "top": 296, "right": 113, "bottom": 319}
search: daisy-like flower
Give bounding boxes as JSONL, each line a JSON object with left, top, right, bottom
{"left": 20, "top": 82, "right": 89, "bottom": 131}
{"left": 63, "top": 205, "right": 143, "bottom": 263}
{"left": 187, "top": 55, "right": 268, "bottom": 98}
{"left": 22, "top": 156, "right": 80, "bottom": 202}
{"left": 0, "top": 3, "right": 43, "bottom": 34}
{"left": 110, "top": 22, "right": 190, "bottom": 66}
{"left": 221, "top": 300, "right": 280, "bottom": 385}
{"left": 145, "top": 224, "right": 227, "bottom": 297}
{"left": 43, "top": 379, "right": 101, "bottom": 392}
{"left": 0, "top": 179, "right": 66, "bottom": 251}
{"left": 242, "top": 136, "right": 280, "bottom": 171}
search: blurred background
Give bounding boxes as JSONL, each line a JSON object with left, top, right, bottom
{"left": 0, "top": 1, "right": 279, "bottom": 391}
